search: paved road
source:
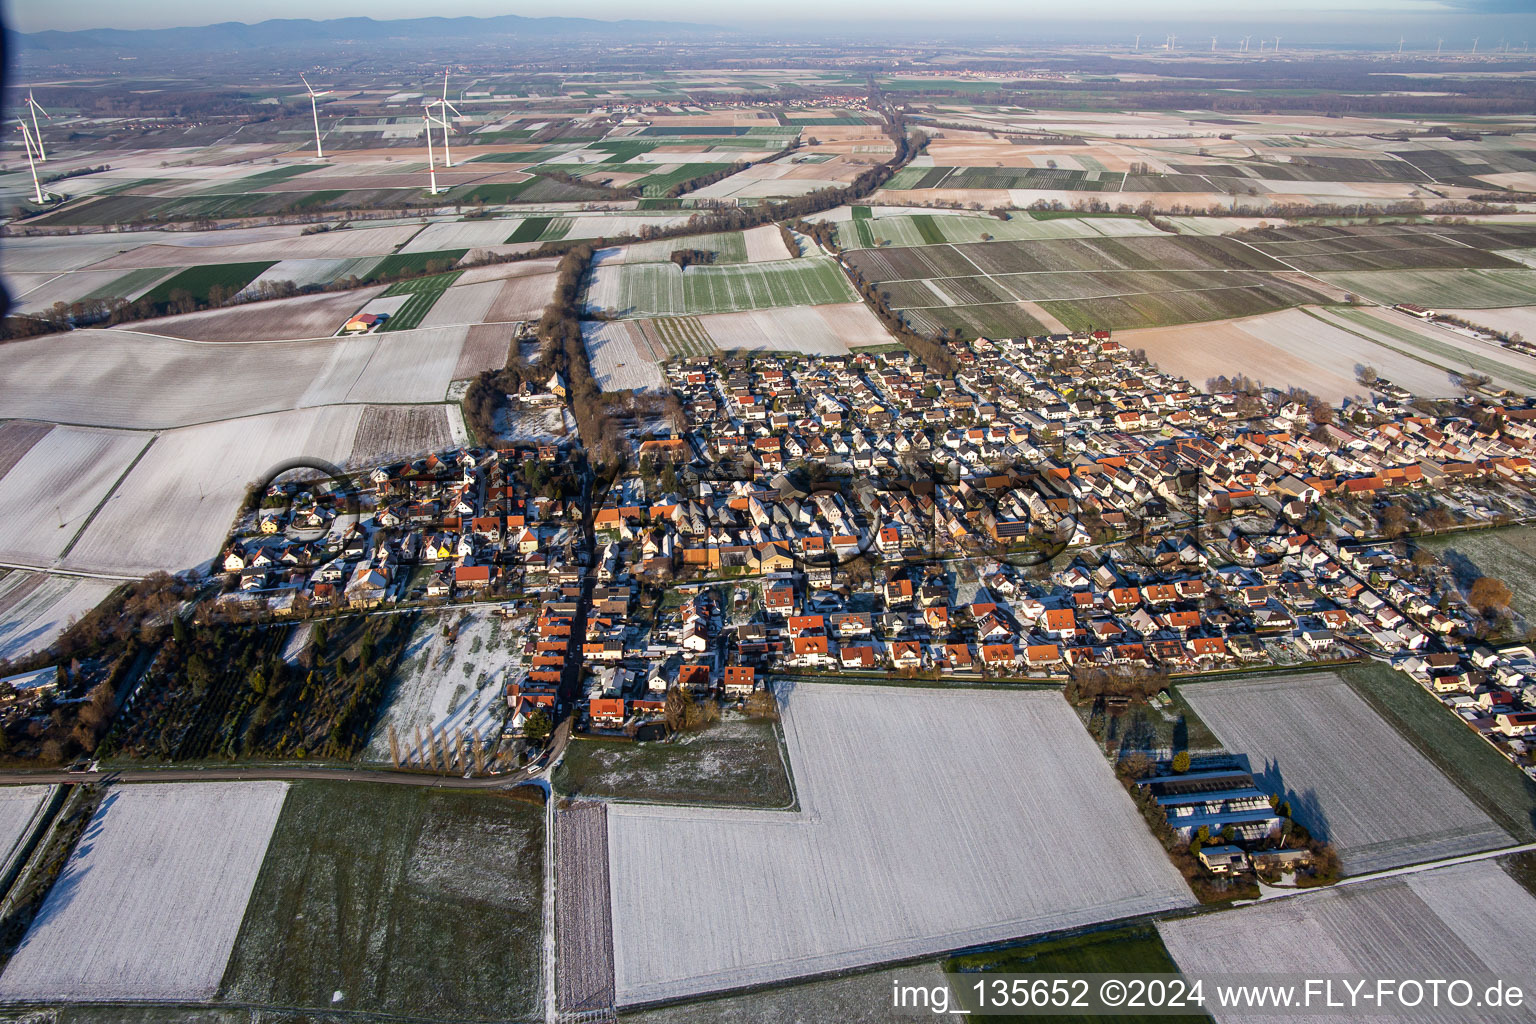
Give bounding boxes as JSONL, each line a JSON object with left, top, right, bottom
{"left": 0, "top": 720, "right": 574, "bottom": 790}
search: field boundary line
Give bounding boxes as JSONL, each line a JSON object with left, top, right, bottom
{"left": 56, "top": 433, "right": 158, "bottom": 562}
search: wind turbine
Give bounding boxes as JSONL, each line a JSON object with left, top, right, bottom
{"left": 1274, "top": 36, "right": 1281, "bottom": 52}
{"left": 1472, "top": 37, "right": 1479, "bottom": 53}
{"left": 1242, "top": 35, "right": 1251, "bottom": 52}
{"left": 15, "top": 122, "right": 47, "bottom": 204}
{"left": 24, "top": 91, "right": 50, "bottom": 162}
{"left": 300, "top": 74, "right": 328, "bottom": 159}
{"left": 1134, "top": 34, "right": 1140, "bottom": 52}
{"left": 1437, "top": 38, "right": 1443, "bottom": 56}
{"left": 421, "top": 102, "right": 441, "bottom": 195}
{"left": 1211, "top": 36, "right": 1217, "bottom": 52}
{"left": 429, "top": 68, "right": 463, "bottom": 168}
{"left": 1399, "top": 36, "right": 1405, "bottom": 56}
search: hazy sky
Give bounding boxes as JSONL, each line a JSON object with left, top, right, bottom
{"left": 6, "top": 0, "right": 1529, "bottom": 34}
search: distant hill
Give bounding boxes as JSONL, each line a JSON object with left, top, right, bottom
{"left": 12, "top": 13, "right": 726, "bottom": 55}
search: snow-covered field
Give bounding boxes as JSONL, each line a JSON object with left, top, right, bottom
{"left": 1180, "top": 673, "right": 1510, "bottom": 874}
{"left": 0, "top": 327, "right": 463, "bottom": 429}
{"left": 741, "top": 224, "right": 795, "bottom": 262}
{"left": 1158, "top": 860, "right": 1536, "bottom": 1024}
{"left": 582, "top": 321, "right": 666, "bottom": 393}
{"left": 0, "top": 782, "right": 289, "bottom": 1003}
{"left": 0, "top": 787, "right": 53, "bottom": 877}
{"left": 417, "top": 280, "right": 503, "bottom": 329}
{"left": 400, "top": 220, "right": 521, "bottom": 253}
{"left": 606, "top": 683, "right": 1194, "bottom": 1005}
{"left": 125, "top": 287, "right": 383, "bottom": 342}
{"left": 64, "top": 406, "right": 364, "bottom": 575}
{"left": 86, "top": 224, "right": 421, "bottom": 270}
{"left": 0, "top": 427, "right": 151, "bottom": 566}
{"left": 0, "top": 572, "right": 118, "bottom": 660}
{"left": 364, "top": 610, "right": 520, "bottom": 763}
{"left": 696, "top": 302, "right": 892, "bottom": 354}
{"left": 237, "top": 257, "right": 377, "bottom": 295}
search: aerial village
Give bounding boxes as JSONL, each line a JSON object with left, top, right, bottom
{"left": 205, "top": 319, "right": 1536, "bottom": 850}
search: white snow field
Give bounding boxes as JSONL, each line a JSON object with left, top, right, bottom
{"left": 1158, "top": 860, "right": 1536, "bottom": 1024}
{"left": 0, "top": 787, "right": 53, "bottom": 878}
{"left": 1181, "top": 673, "right": 1510, "bottom": 874}
{"left": 0, "top": 782, "right": 289, "bottom": 1003}
{"left": 0, "top": 572, "right": 118, "bottom": 660}
{"left": 0, "top": 328, "right": 466, "bottom": 429}
{"left": 0, "top": 427, "right": 151, "bottom": 566}
{"left": 64, "top": 406, "right": 365, "bottom": 576}
{"left": 606, "top": 683, "right": 1195, "bottom": 1005}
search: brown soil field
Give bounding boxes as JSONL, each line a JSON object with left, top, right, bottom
{"left": 0, "top": 421, "right": 55, "bottom": 481}
{"left": 457, "top": 326, "right": 514, "bottom": 378}
{"left": 115, "top": 286, "right": 383, "bottom": 342}
{"left": 349, "top": 405, "right": 454, "bottom": 465}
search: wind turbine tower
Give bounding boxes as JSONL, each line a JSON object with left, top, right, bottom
{"left": 1437, "top": 38, "right": 1443, "bottom": 56}
{"left": 432, "top": 68, "right": 463, "bottom": 168}
{"left": 1134, "top": 34, "right": 1140, "bottom": 51}
{"left": 1211, "top": 36, "right": 1217, "bottom": 52}
{"left": 16, "top": 123, "right": 46, "bottom": 204}
{"left": 24, "top": 91, "right": 49, "bottom": 162}
{"left": 1473, "top": 37, "right": 1479, "bottom": 53}
{"left": 421, "top": 103, "right": 441, "bottom": 196}
{"left": 1274, "top": 36, "right": 1281, "bottom": 52}
{"left": 300, "top": 74, "right": 328, "bottom": 160}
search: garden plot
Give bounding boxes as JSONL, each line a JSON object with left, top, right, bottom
{"left": 1180, "top": 672, "right": 1510, "bottom": 874}
{"left": 123, "top": 286, "right": 385, "bottom": 342}
{"left": 349, "top": 405, "right": 456, "bottom": 466}
{"left": 65, "top": 406, "right": 364, "bottom": 576}
{"left": 606, "top": 683, "right": 1194, "bottom": 1006}
{"left": 0, "top": 781, "right": 288, "bottom": 1003}
{"left": 416, "top": 280, "right": 502, "bottom": 329}
{"left": 1158, "top": 860, "right": 1536, "bottom": 1024}
{"left": 364, "top": 610, "right": 519, "bottom": 763}
{"left": 400, "top": 219, "right": 526, "bottom": 252}
{"left": 1121, "top": 308, "right": 1457, "bottom": 402}
{"left": 582, "top": 321, "right": 667, "bottom": 392}
{"left": 0, "top": 571, "right": 117, "bottom": 659}
{"left": 0, "top": 427, "right": 150, "bottom": 567}
{"left": 498, "top": 404, "right": 574, "bottom": 442}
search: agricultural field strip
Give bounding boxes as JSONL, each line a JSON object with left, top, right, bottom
{"left": 606, "top": 684, "right": 1194, "bottom": 1005}
{"left": 1305, "top": 308, "right": 1536, "bottom": 394}
{"left": 0, "top": 782, "right": 289, "bottom": 1003}
{"left": 1157, "top": 860, "right": 1536, "bottom": 1024}
{"left": 1180, "top": 673, "right": 1510, "bottom": 875}
{"left": 0, "top": 571, "right": 118, "bottom": 660}
{"left": 0, "top": 427, "right": 154, "bottom": 565}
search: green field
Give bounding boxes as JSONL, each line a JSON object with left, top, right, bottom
{"left": 140, "top": 261, "right": 276, "bottom": 305}
{"left": 378, "top": 271, "right": 463, "bottom": 331}
{"left": 220, "top": 781, "right": 543, "bottom": 1022}
{"left": 633, "top": 162, "right": 728, "bottom": 198}
{"left": 1340, "top": 662, "right": 1536, "bottom": 843}
{"left": 887, "top": 165, "right": 1126, "bottom": 191}
{"left": 365, "top": 249, "right": 468, "bottom": 283}
{"left": 948, "top": 925, "right": 1211, "bottom": 1024}
{"left": 507, "top": 216, "right": 552, "bottom": 243}
{"left": 592, "top": 256, "right": 857, "bottom": 316}
{"left": 1317, "top": 268, "right": 1536, "bottom": 308}
{"left": 202, "top": 164, "right": 327, "bottom": 193}
{"left": 553, "top": 718, "right": 794, "bottom": 807}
